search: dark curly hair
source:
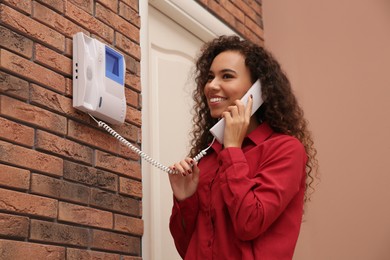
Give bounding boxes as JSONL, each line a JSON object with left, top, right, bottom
{"left": 189, "top": 35, "right": 318, "bottom": 202}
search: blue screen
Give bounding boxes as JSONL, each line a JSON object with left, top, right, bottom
{"left": 105, "top": 46, "right": 124, "bottom": 85}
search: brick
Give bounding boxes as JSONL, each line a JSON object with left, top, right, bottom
{"left": 0, "top": 212, "right": 29, "bottom": 238}
{"left": 35, "top": 44, "right": 72, "bottom": 76}
{"left": 114, "top": 214, "right": 143, "bottom": 236}
{"left": 0, "top": 70, "right": 29, "bottom": 100}
{"left": 116, "top": 32, "right": 141, "bottom": 60}
{"left": 119, "top": 177, "right": 142, "bottom": 198}
{"left": 0, "top": 140, "right": 63, "bottom": 176}
{"left": 63, "top": 160, "right": 117, "bottom": 192}
{"left": 37, "top": 0, "right": 65, "bottom": 13}
{"left": 59, "top": 201, "right": 113, "bottom": 229}
{"left": 0, "top": 4, "right": 65, "bottom": 51}
{"left": 31, "top": 173, "right": 90, "bottom": 204}
{"left": 121, "top": 0, "right": 138, "bottom": 12}
{"left": 68, "top": 0, "right": 93, "bottom": 14}
{"left": 91, "top": 229, "right": 141, "bottom": 255}
{"left": 65, "top": 1, "right": 114, "bottom": 43}
{"left": 30, "top": 84, "right": 78, "bottom": 116}
{"left": 67, "top": 248, "right": 120, "bottom": 260}
{"left": 33, "top": 2, "right": 88, "bottom": 38}
{"left": 244, "top": 15, "right": 264, "bottom": 37}
{"left": 0, "top": 95, "right": 67, "bottom": 135}
{"left": 0, "top": 49, "right": 66, "bottom": 93}
{"left": 0, "top": 117, "right": 34, "bottom": 147}
{"left": 244, "top": 26, "right": 263, "bottom": 45}
{"left": 125, "top": 106, "right": 141, "bottom": 126}
{"left": 207, "top": 0, "right": 236, "bottom": 27}
{"left": 0, "top": 188, "right": 57, "bottom": 218}
{"left": 0, "top": 163, "right": 30, "bottom": 190}
{"left": 65, "top": 77, "right": 73, "bottom": 96}
{"left": 95, "top": 150, "right": 141, "bottom": 179}
{"left": 0, "top": 25, "right": 33, "bottom": 58}
{"left": 119, "top": 2, "right": 140, "bottom": 28}
{"left": 36, "top": 130, "right": 93, "bottom": 164}
{"left": 30, "top": 219, "right": 89, "bottom": 247}
{"left": 125, "top": 54, "right": 140, "bottom": 75}
{"left": 0, "top": 239, "right": 65, "bottom": 259}
{"left": 125, "top": 74, "right": 141, "bottom": 92}
{"left": 114, "top": 122, "right": 140, "bottom": 143}
{"left": 2, "top": 0, "right": 31, "bottom": 14}
{"left": 96, "top": 3, "right": 139, "bottom": 43}
{"left": 67, "top": 120, "right": 139, "bottom": 159}
{"left": 125, "top": 87, "right": 139, "bottom": 108}
{"left": 97, "top": 0, "right": 118, "bottom": 12}
{"left": 65, "top": 37, "right": 73, "bottom": 57}
{"left": 223, "top": 1, "right": 245, "bottom": 23}
{"left": 234, "top": 1, "right": 262, "bottom": 25}
{"left": 89, "top": 188, "right": 141, "bottom": 217}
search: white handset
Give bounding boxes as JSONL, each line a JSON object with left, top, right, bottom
{"left": 209, "top": 79, "right": 263, "bottom": 144}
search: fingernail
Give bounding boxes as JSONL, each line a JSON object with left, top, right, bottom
{"left": 187, "top": 170, "right": 192, "bottom": 174}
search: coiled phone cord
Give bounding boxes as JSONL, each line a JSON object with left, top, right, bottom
{"left": 89, "top": 114, "right": 215, "bottom": 174}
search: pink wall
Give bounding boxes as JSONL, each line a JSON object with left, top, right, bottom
{"left": 263, "top": 1, "right": 390, "bottom": 259}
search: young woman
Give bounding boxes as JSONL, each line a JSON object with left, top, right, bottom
{"left": 168, "top": 35, "right": 318, "bottom": 260}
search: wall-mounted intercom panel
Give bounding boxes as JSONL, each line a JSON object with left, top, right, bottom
{"left": 73, "top": 32, "right": 126, "bottom": 125}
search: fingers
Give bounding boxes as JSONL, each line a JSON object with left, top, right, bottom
{"left": 245, "top": 95, "right": 253, "bottom": 118}
{"left": 170, "top": 158, "right": 196, "bottom": 176}
{"left": 223, "top": 97, "right": 252, "bottom": 121}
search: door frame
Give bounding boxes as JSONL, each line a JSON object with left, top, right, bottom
{"left": 140, "top": 1, "right": 235, "bottom": 259}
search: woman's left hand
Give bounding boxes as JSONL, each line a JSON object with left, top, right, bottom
{"left": 222, "top": 95, "right": 253, "bottom": 148}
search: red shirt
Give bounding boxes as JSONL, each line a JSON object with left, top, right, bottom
{"left": 169, "top": 123, "right": 307, "bottom": 260}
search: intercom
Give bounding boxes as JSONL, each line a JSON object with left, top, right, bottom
{"left": 73, "top": 32, "right": 126, "bottom": 125}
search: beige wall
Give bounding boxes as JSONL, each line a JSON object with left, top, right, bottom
{"left": 263, "top": 1, "right": 390, "bottom": 259}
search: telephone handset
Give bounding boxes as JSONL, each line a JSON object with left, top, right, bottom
{"left": 209, "top": 79, "right": 263, "bottom": 144}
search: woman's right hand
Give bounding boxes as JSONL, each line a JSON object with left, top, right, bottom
{"left": 168, "top": 158, "right": 200, "bottom": 201}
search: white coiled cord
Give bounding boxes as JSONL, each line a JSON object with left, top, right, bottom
{"left": 89, "top": 114, "right": 215, "bottom": 174}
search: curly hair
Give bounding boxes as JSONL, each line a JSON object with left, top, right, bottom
{"left": 189, "top": 35, "right": 318, "bottom": 202}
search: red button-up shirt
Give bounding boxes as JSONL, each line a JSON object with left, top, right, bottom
{"left": 169, "top": 123, "right": 307, "bottom": 260}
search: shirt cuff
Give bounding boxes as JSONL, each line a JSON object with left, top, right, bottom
{"left": 173, "top": 193, "right": 199, "bottom": 215}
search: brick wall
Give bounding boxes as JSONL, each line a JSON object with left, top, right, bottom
{"left": 0, "top": 0, "right": 142, "bottom": 259}
{"left": 196, "top": 0, "right": 264, "bottom": 43}
{"left": 0, "top": 0, "right": 262, "bottom": 259}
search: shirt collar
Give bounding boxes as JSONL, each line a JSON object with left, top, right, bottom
{"left": 247, "top": 122, "right": 274, "bottom": 145}
{"left": 210, "top": 122, "right": 274, "bottom": 153}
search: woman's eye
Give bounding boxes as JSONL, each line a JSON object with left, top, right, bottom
{"left": 207, "top": 75, "right": 214, "bottom": 82}
{"left": 222, "top": 74, "right": 233, "bottom": 79}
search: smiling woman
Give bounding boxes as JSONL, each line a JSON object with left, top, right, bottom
{"left": 167, "top": 35, "right": 319, "bottom": 260}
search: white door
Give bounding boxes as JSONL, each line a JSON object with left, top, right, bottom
{"left": 141, "top": 1, "right": 235, "bottom": 259}
{"left": 147, "top": 5, "right": 203, "bottom": 260}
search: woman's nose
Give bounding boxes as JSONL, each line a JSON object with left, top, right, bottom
{"left": 208, "top": 78, "right": 220, "bottom": 90}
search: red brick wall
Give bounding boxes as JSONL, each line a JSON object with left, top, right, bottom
{"left": 0, "top": 0, "right": 142, "bottom": 259}
{"left": 196, "top": 0, "right": 264, "bottom": 43}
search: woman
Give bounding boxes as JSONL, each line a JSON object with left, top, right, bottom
{"left": 168, "top": 35, "right": 318, "bottom": 260}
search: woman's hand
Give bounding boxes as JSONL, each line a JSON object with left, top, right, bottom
{"left": 222, "top": 95, "right": 253, "bottom": 148}
{"left": 168, "top": 158, "right": 200, "bottom": 201}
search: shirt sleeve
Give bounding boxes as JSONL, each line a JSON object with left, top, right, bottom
{"left": 218, "top": 137, "right": 307, "bottom": 241}
{"left": 169, "top": 193, "right": 199, "bottom": 258}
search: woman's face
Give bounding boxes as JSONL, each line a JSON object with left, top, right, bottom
{"left": 204, "top": 50, "right": 253, "bottom": 118}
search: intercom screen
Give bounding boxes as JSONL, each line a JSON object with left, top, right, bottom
{"left": 106, "top": 52, "right": 119, "bottom": 76}
{"left": 105, "top": 46, "right": 124, "bottom": 85}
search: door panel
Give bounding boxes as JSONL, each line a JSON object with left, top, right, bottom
{"left": 147, "top": 6, "right": 203, "bottom": 260}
